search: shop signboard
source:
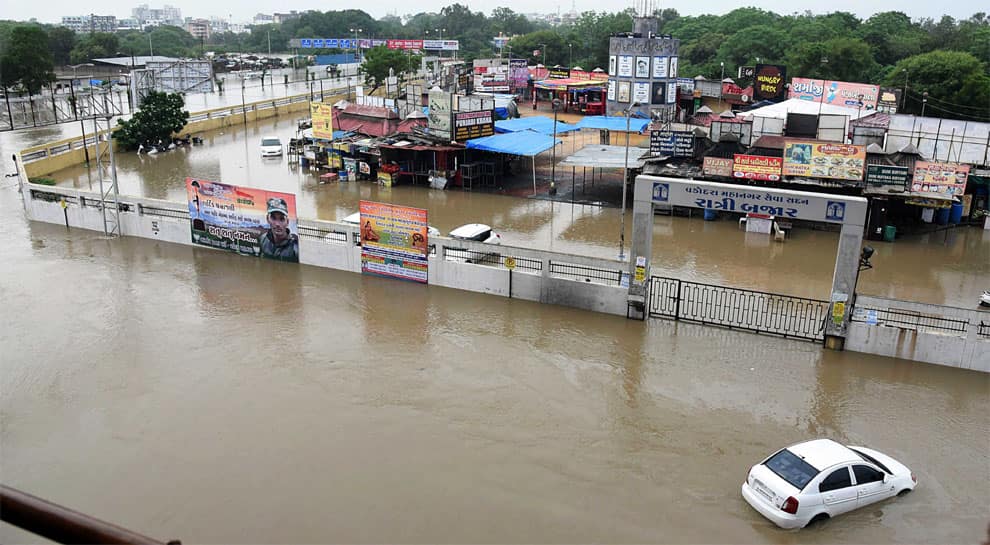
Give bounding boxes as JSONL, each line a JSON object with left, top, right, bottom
{"left": 509, "top": 59, "right": 529, "bottom": 88}
{"left": 300, "top": 39, "right": 312, "bottom": 48}
{"left": 676, "top": 78, "right": 695, "bottom": 92}
{"left": 548, "top": 67, "right": 570, "bottom": 79}
{"left": 788, "top": 78, "right": 880, "bottom": 109}
{"left": 877, "top": 88, "right": 901, "bottom": 114}
{"left": 310, "top": 102, "right": 334, "bottom": 140}
{"left": 865, "top": 165, "right": 909, "bottom": 187}
{"left": 359, "top": 200, "right": 429, "bottom": 283}
{"left": 650, "top": 131, "right": 694, "bottom": 157}
{"left": 733, "top": 154, "right": 783, "bottom": 181}
{"left": 911, "top": 161, "right": 970, "bottom": 197}
{"left": 703, "top": 157, "right": 734, "bottom": 177}
{"left": 186, "top": 178, "right": 299, "bottom": 263}
{"left": 782, "top": 141, "right": 866, "bottom": 181}
{"left": 753, "top": 64, "right": 787, "bottom": 102}
{"left": 454, "top": 110, "right": 495, "bottom": 141}
{"left": 387, "top": 39, "right": 424, "bottom": 50}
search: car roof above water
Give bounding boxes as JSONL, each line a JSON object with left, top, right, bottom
{"left": 449, "top": 223, "right": 491, "bottom": 239}
{"left": 786, "top": 438, "right": 860, "bottom": 471}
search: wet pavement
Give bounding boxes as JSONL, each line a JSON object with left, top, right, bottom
{"left": 1, "top": 96, "right": 988, "bottom": 545}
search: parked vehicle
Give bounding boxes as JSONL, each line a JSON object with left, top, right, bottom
{"left": 741, "top": 438, "right": 916, "bottom": 529}
{"left": 448, "top": 223, "right": 501, "bottom": 244}
{"left": 260, "top": 136, "right": 283, "bottom": 157}
{"left": 980, "top": 290, "right": 990, "bottom": 307}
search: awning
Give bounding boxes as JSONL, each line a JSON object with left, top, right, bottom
{"left": 465, "top": 130, "right": 561, "bottom": 156}
{"left": 575, "top": 116, "right": 650, "bottom": 133}
{"left": 557, "top": 145, "right": 649, "bottom": 169}
{"left": 495, "top": 117, "right": 579, "bottom": 135}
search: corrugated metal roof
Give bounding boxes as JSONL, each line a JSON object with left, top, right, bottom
{"left": 556, "top": 145, "right": 648, "bottom": 169}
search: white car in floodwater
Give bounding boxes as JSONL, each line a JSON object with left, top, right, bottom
{"left": 260, "top": 136, "right": 283, "bottom": 157}
{"left": 448, "top": 223, "right": 501, "bottom": 244}
{"left": 980, "top": 290, "right": 990, "bottom": 307}
{"left": 741, "top": 439, "right": 916, "bottom": 529}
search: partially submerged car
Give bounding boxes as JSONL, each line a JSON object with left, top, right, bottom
{"left": 741, "top": 438, "right": 916, "bottom": 529}
{"left": 448, "top": 223, "right": 501, "bottom": 244}
{"left": 260, "top": 136, "right": 283, "bottom": 157}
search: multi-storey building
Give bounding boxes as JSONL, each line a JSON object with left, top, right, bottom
{"left": 132, "top": 4, "right": 182, "bottom": 27}
{"left": 185, "top": 19, "right": 211, "bottom": 41}
{"left": 60, "top": 14, "right": 117, "bottom": 33}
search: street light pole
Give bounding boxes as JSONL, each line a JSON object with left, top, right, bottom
{"left": 69, "top": 63, "right": 94, "bottom": 164}
{"left": 551, "top": 98, "right": 562, "bottom": 196}
{"left": 921, "top": 91, "right": 928, "bottom": 118}
{"left": 901, "top": 69, "right": 908, "bottom": 111}
{"left": 619, "top": 101, "right": 640, "bottom": 261}
{"left": 718, "top": 61, "right": 724, "bottom": 110}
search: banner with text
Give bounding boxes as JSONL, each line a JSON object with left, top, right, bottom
{"left": 359, "top": 200, "right": 429, "bottom": 283}
{"left": 310, "top": 102, "right": 334, "bottom": 140}
{"left": 782, "top": 141, "right": 866, "bottom": 181}
{"left": 865, "top": 165, "right": 909, "bottom": 187}
{"left": 788, "top": 78, "right": 880, "bottom": 109}
{"left": 733, "top": 154, "right": 782, "bottom": 181}
{"left": 650, "top": 131, "right": 694, "bottom": 157}
{"left": 703, "top": 157, "right": 734, "bottom": 177}
{"left": 454, "top": 110, "right": 495, "bottom": 141}
{"left": 186, "top": 178, "right": 299, "bottom": 263}
{"left": 753, "top": 64, "right": 787, "bottom": 102}
{"left": 911, "top": 162, "right": 970, "bottom": 197}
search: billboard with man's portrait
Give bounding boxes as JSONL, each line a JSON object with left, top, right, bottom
{"left": 186, "top": 178, "right": 299, "bottom": 263}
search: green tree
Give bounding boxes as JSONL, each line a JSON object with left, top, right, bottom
{"left": 883, "top": 51, "right": 990, "bottom": 120}
{"left": 360, "top": 46, "right": 418, "bottom": 92}
{"left": 70, "top": 32, "right": 119, "bottom": 64}
{"left": 716, "top": 25, "right": 791, "bottom": 68}
{"left": 114, "top": 91, "right": 190, "bottom": 150}
{"left": 858, "top": 12, "right": 925, "bottom": 65}
{"left": 0, "top": 25, "right": 55, "bottom": 94}
{"left": 787, "top": 37, "right": 880, "bottom": 83}
{"left": 47, "top": 26, "right": 77, "bottom": 66}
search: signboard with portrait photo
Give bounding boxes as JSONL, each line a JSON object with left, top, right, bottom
{"left": 617, "top": 81, "right": 631, "bottom": 103}
{"left": 359, "top": 200, "right": 429, "bottom": 283}
{"left": 609, "top": 55, "right": 617, "bottom": 76}
{"left": 650, "top": 82, "right": 665, "bottom": 105}
{"left": 186, "top": 178, "right": 299, "bottom": 263}
{"left": 618, "top": 56, "right": 633, "bottom": 77}
{"left": 635, "top": 57, "right": 650, "bottom": 78}
{"left": 633, "top": 82, "right": 650, "bottom": 104}
{"left": 652, "top": 56, "right": 668, "bottom": 79}
{"left": 911, "top": 162, "right": 970, "bottom": 197}
{"left": 782, "top": 141, "right": 866, "bottom": 181}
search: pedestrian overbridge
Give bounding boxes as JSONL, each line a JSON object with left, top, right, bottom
{"left": 627, "top": 175, "right": 868, "bottom": 349}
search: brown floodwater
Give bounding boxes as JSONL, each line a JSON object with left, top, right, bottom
{"left": 2, "top": 106, "right": 988, "bottom": 545}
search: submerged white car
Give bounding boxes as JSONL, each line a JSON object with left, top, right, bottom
{"left": 260, "top": 136, "right": 283, "bottom": 157}
{"left": 448, "top": 223, "right": 501, "bottom": 244}
{"left": 741, "top": 439, "right": 916, "bottom": 529}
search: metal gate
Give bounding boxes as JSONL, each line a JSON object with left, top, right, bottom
{"left": 648, "top": 276, "right": 830, "bottom": 341}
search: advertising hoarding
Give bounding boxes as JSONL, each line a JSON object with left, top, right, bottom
{"left": 650, "top": 82, "right": 665, "bottom": 104}
{"left": 310, "top": 102, "right": 334, "bottom": 140}
{"left": 548, "top": 67, "right": 570, "bottom": 79}
{"left": 753, "top": 64, "right": 787, "bottom": 102}
{"left": 635, "top": 57, "right": 650, "bottom": 78}
{"left": 788, "top": 78, "right": 880, "bottom": 109}
{"left": 633, "top": 82, "right": 650, "bottom": 104}
{"left": 911, "top": 162, "right": 970, "bottom": 197}
{"left": 617, "top": 81, "right": 630, "bottom": 103}
{"left": 703, "top": 157, "right": 734, "bottom": 177}
{"left": 865, "top": 165, "right": 910, "bottom": 187}
{"left": 454, "top": 110, "right": 495, "bottom": 141}
{"left": 733, "top": 154, "right": 783, "bottom": 181}
{"left": 618, "top": 56, "right": 633, "bottom": 77}
{"left": 186, "top": 178, "right": 299, "bottom": 262}
{"left": 428, "top": 89, "right": 451, "bottom": 140}
{"left": 652, "top": 56, "right": 668, "bottom": 79}
{"left": 359, "top": 200, "right": 429, "bottom": 283}
{"left": 782, "top": 141, "right": 866, "bottom": 181}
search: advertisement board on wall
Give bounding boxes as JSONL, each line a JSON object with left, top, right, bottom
{"left": 650, "top": 82, "right": 665, "bottom": 104}
{"left": 782, "top": 141, "right": 866, "bottom": 181}
{"left": 733, "top": 154, "right": 783, "bottom": 181}
{"left": 865, "top": 165, "right": 910, "bottom": 187}
{"left": 876, "top": 88, "right": 901, "bottom": 114}
{"left": 428, "top": 89, "right": 451, "bottom": 140}
{"left": 607, "top": 80, "right": 616, "bottom": 101}
{"left": 652, "top": 56, "right": 668, "bottom": 79}
{"left": 454, "top": 110, "right": 495, "bottom": 141}
{"left": 310, "top": 102, "right": 334, "bottom": 140}
{"left": 186, "top": 178, "right": 299, "bottom": 263}
{"left": 509, "top": 59, "right": 529, "bottom": 89}
{"left": 359, "top": 200, "right": 429, "bottom": 283}
{"left": 753, "top": 64, "right": 787, "bottom": 102}
{"left": 650, "top": 131, "right": 694, "bottom": 157}
{"left": 666, "top": 82, "right": 677, "bottom": 103}
{"left": 669, "top": 57, "right": 678, "bottom": 77}
{"left": 617, "top": 81, "right": 630, "bottom": 103}
{"left": 618, "top": 56, "right": 633, "bottom": 77}
{"left": 911, "top": 162, "right": 970, "bottom": 197}
{"left": 635, "top": 57, "right": 650, "bottom": 78}
{"left": 608, "top": 55, "right": 617, "bottom": 76}
{"left": 703, "top": 157, "right": 734, "bottom": 177}
{"left": 633, "top": 82, "right": 650, "bottom": 104}
{"left": 789, "top": 78, "right": 880, "bottom": 109}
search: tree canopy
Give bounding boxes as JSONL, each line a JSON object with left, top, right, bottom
{"left": 0, "top": 25, "right": 54, "bottom": 93}
{"left": 360, "top": 46, "right": 420, "bottom": 92}
{"left": 114, "top": 92, "right": 189, "bottom": 150}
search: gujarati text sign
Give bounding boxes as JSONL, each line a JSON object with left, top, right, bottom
{"left": 359, "top": 200, "right": 429, "bottom": 283}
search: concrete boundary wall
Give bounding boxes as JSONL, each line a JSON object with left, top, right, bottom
{"left": 846, "top": 294, "right": 990, "bottom": 372}
{"left": 17, "top": 180, "right": 630, "bottom": 317}
{"left": 19, "top": 91, "right": 341, "bottom": 178}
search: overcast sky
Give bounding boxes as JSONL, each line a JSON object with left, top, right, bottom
{"left": 10, "top": 0, "right": 984, "bottom": 25}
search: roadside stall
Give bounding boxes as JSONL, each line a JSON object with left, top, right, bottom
{"left": 534, "top": 78, "right": 606, "bottom": 114}
{"left": 464, "top": 130, "right": 562, "bottom": 193}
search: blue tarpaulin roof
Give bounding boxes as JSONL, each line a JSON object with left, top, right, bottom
{"left": 495, "top": 116, "right": 579, "bottom": 135}
{"left": 465, "top": 130, "right": 561, "bottom": 156}
{"left": 575, "top": 116, "right": 650, "bottom": 132}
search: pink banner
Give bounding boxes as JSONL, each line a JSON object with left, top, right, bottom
{"left": 788, "top": 78, "right": 880, "bottom": 109}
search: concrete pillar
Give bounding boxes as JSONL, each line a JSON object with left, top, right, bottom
{"left": 824, "top": 222, "right": 864, "bottom": 350}
{"left": 625, "top": 175, "right": 656, "bottom": 317}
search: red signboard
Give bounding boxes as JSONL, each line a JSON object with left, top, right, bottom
{"left": 732, "top": 154, "right": 783, "bottom": 181}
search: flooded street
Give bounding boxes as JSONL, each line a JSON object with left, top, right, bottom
{"left": 2, "top": 108, "right": 989, "bottom": 544}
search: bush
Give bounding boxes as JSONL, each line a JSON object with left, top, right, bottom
{"left": 29, "top": 177, "right": 56, "bottom": 185}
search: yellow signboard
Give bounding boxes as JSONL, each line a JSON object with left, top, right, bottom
{"left": 504, "top": 256, "right": 516, "bottom": 270}
{"left": 783, "top": 141, "right": 866, "bottom": 181}
{"left": 310, "top": 102, "right": 334, "bottom": 140}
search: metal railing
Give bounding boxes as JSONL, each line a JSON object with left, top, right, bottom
{"left": 1, "top": 484, "right": 180, "bottom": 545}
{"left": 443, "top": 247, "right": 542, "bottom": 272}
{"left": 979, "top": 322, "right": 990, "bottom": 338}
{"left": 649, "top": 276, "right": 830, "bottom": 341}
{"left": 549, "top": 261, "right": 623, "bottom": 286}
{"left": 141, "top": 204, "right": 189, "bottom": 220}
{"left": 298, "top": 224, "right": 349, "bottom": 245}
{"left": 849, "top": 306, "right": 969, "bottom": 335}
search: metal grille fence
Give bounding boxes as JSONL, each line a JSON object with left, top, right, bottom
{"left": 298, "top": 224, "right": 349, "bottom": 245}
{"left": 141, "top": 205, "right": 189, "bottom": 220}
{"left": 648, "top": 276, "right": 830, "bottom": 341}
{"left": 444, "top": 247, "right": 542, "bottom": 272}
{"left": 979, "top": 322, "right": 990, "bottom": 338}
{"left": 850, "top": 306, "right": 969, "bottom": 335}
{"left": 549, "top": 261, "right": 624, "bottom": 286}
